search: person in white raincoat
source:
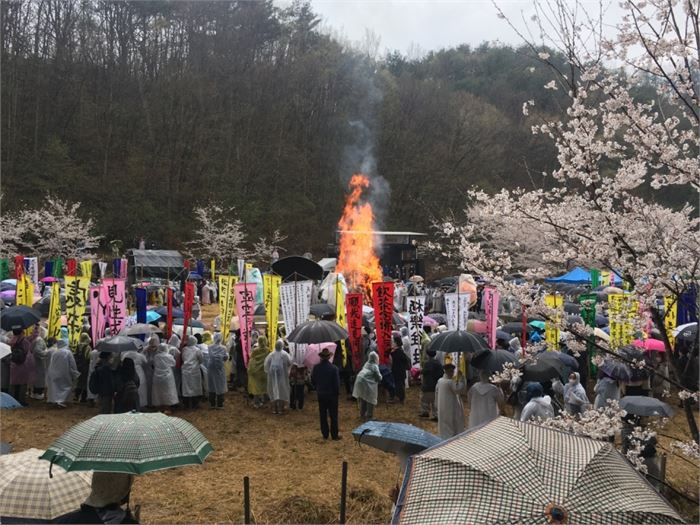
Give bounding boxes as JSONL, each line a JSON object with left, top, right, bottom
{"left": 593, "top": 373, "right": 620, "bottom": 409}
{"left": 142, "top": 335, "right": 159, "bottom": 406}
{"left": 167, "top": 334, "right": 182, "bottom": 395}
{"left": 467, "top": 370, "right": 504, "bottom": 429}
{"left": 435, "top": 362, "right": 466, "bottom": 439}
{"left": 264, "top": 339, "right": 292, "bottom": 414}
{"left": 352, "top": 351, "right": 383, "bottom": 420}
{"left": 181, "top": 336, "right": 203, "bottom": 409}
{"left": 520, "top": 383, "right": 555, "bottom": 422}
{"left": 553, "top": 372, "right": 590, "bottom": 415}
{"left": 121, "top": 345, "right": 150, "bottom": 409}
{"left": 151, "top": 343, "right": 179, "bottom": 409}
{"left": 207, "top": 333, "right": 228, "bottom": 409}
{"left": 46, "top": 340, "right": 80, "bottom": 407}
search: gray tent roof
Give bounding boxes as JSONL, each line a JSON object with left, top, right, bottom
{"left": 131, "top": 250, "right": 184, "bottom": 268}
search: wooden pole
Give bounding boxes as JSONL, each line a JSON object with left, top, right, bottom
{"left": 243, "top": 476, "right": 251, "bottom": 524}
{"left": 339, "top": 461, "right": 348, "bottom": 524}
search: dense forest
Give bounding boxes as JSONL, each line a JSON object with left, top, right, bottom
{"left": 0, "top": 0, "right": 679, "bottom": 256}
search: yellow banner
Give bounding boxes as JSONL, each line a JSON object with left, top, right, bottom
{"left": 48, "top": 282, "right": 62, "bottom": 340}
{"left": 608, "top": 294, "right": 637, "bottom": 350}
{"left": 600, "top": 270, "right": 611, "bottom": 287}
{"left": 210, "top": 259, "right": 216, "bottom": 281}
{"left": 15, "top": 274, "right": 33, "bottom": 307}
{"left": 544, "top": 294, "right": 562, "bottom": 351}
{"left": 664, "top": 296, "right": 677, "bottom": 348}
{"left": 263, "top": 274, "right": 281, "bottom": 348}
{"left": 80, "top": 260, "right": 93, "bottom": 280}
{"left": 335, "top": 279, "right": 347, "bottom": 366}
{"left": 219, "top": 275, "right": 238, "bottom": 343}
{"left": 65, "top": 276, "right": 90, "bottom": 349}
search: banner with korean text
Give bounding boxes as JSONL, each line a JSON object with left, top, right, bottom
{"left": 372, "top": 281, "right": 394, "bottom": 365}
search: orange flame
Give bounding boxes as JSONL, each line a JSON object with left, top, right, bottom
{"left": 336, "top": 174, "right": 382, "bottom": 300}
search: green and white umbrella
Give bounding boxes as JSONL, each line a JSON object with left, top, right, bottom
{"left": 0, "top": 448, "right": 92, "bottom": 520}
{"left": 393, "top": 417, "right": 682, "bottom": 525}
{"left": 40, "top": 412, "right": 213, "bottom": 475}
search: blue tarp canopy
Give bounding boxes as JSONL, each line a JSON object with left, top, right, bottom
{"left": 545, "top": 267, "right": 622, "bottom": 285}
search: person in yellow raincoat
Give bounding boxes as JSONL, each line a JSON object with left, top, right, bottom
{"left": 247, "top": 336, "right": 269, "bottom": 408}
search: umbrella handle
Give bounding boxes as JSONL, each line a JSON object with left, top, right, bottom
{"left": 48, "top": 450, "right": 64, "bottom": 479}
{"left": 357, "top": 428, "right": 370, "bottom": 447}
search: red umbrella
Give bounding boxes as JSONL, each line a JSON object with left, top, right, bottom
{"left": 633, "top": 338, "right": 666, "bottom": 352}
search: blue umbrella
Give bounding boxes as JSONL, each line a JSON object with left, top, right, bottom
{"left": 352, "top": 421, "right": 442, "bottom": 456}
{"left": 154, "top": 306, "right": 184, "bottom": 318}
{"left": 187, "top": 272, "right": 203, "bottom": 281}
{"left": 0, "top": 392, "right": 23, "bottom": 409}
{"left": 146, "top": 310, "right": 161, "bottom": 323}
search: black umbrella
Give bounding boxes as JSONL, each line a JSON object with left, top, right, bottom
{"left": 520, "top": 353, "right": 570, "bottom": 382}
{"left": 271, "top": 256, "right": 323, "bottom": 281}
{"left": 564, "top": 303, "right": 581, "bottom": 314}
{"left": 595, "top": 314, "right": 608, "bottom": 327}
{"left": 599, "top": 359, "right": 634, "bottom": 382}
{"left": 565, "top": 315, "right": 584, "bottom": 327}
{"left": 429, "top": 330, "right": 488, "bottom": 354}
{"left": 254, "top": 304, "right": 266, "bottom": 316}
{"left": 310, "top": 303, "right": 335, "bottom": 320}
{"left": 499, "top": 322, "right": 532, "bottom": 335}
{"left": 287, "top": 320, "right": 348, "bottom": 344}
{"left": 96, "top": 335, "right": 139, "bottom": 353}
{"left": 618, "top": 346, "right": 649, "bottom": 381}
{"left": 154, "top": 306, "right": 184, "bottom": 318}
{"left": 496, "top": 330, "right": 512, "bottom": 343}
{"left": 675, "top": 323, "right": 697, "bottom": 343}
{"left": 1, "top": 306, "right": 41, "bottom": 331}
{"left": 543, "top": 351, "right": 579, "bottom": 370}
{"left": 173, "top": 319, "right": 206, "bottom": 328}
{"left": 620, "top": 396, "right": 674, "bottom": 417}
{"left": 470, "top": 349, "right": 517, "bottom": 374}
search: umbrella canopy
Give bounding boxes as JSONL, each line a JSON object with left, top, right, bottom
{"left": 429, "top": 330, "right": 488, "bottom": 355}
{"left": 1, "top": 305, "right": 41, "bottom": 331}
{"left": 309, "top": 303, "right": 334, "bottom": 319}
{"left": 598, "top": 359, "right": 635, "bottom": 382}
{"left": 304, "top": 342, "right": 337, "bottom": 369}
{"left": 421, "top": 316, "right": 439, "bottom": 328}
{"left": 172, "top": 318, "right": 206, "bottom": 328}
{"left": 271, "top": 255, "right": 323, "bottom": 281}
{"left": 593, "top": 327, "right": 610, "bottom": 341}
{"left": 96, "top": 335, "right": 139, "bottom": 353}
{"left": 145, "top": 310, "right": 161, "bottom": 323}
{"left": 154, "top": 306, "right": 184, "bottom": 318}
{"left": 633, "top": 338, "right": 666, "bottom": 352}
{"left": 544, "top": 266, "right": 592, "bottom": 284}
{"left": 426, "top": 313, "right": 447, "bottom": 325}
{"left": 467, "top": 319, "right": 488, "bottom": 334}
{"left": 0, "top": 449, "right": 92, "bottom": 520}
{"left": 673, "top": 322, "right": 697, "bottom": 343}
{"left": 595, "top": 314, "right": 608, "bottom": 327}
{"left": 393, "top": 417, "right": 682, "bottom": 525}
{"left": 40, "top": 276, "right": 59, "bottom": 283}
{"left": 520, "top": 353, "right": 571, "bottom": 382}
{"left": 120, "top": 323, "right": 162, "bottom": 336}
{"left": 187, "top": 272, "right": 202, "bottom": 280}
{"left": 564, "top": 315, "right": 584, "bottom": 327}
{"left": 540, "top": 350, "right": 579, "bottom": 370}
{"left": 0, "top": 341, "right": 10, "bottom": 360}
{"left": 352, "top": 421, "right": 442, "bottom": 457}
{"left": 499, "top": 322, "right": 532, "bottom": 335}
{"left": 1, "top": 392, "right": 23, "bottom": 409}
{"left": 528, "top": 320, "right": 545, "bottom": 331}
{"left": 563, "top": 303, "right": 581, "bottom": 314}
{"left": 408, "top": 275, "right": 424, "bottom": 283}
{"left": 620, "top": 396, "right": 674, "bottom": 417}
{"left": 287, "top": 320, "right": 348, "bottom": 344}
{"left": 495, "top": 330, "right": 512, "bottom": 343}
{"left": 1, "top": 279, "right": 17, "bottom": 286}
{"left": 470, "top": 349, "right": 517, "bottom": 374}
{"left": 40, "top": 412, "right": 213, "bottom": 475}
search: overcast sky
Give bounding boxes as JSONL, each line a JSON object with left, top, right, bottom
{"left": 276, "top": 0, "right": 623, "bottom": 56}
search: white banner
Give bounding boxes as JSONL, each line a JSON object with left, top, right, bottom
{"left": 98, "top": 262, "right": 108, "bottom": 279}
{"left": 444, "top": 292, "right": 471, "bottom": 366}
{"left": 237, "top": 258, "right": 245, "bottom": 279}
{"left": 26, "top": 257, "right": 39, "bottom": 288}
{"left": 407, "top": 296, "right": 426, "bottom": 368}
{"left": 280, "top": 280, "right": 313, "bottom": 364}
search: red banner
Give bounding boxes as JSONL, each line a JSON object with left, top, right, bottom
{"left": 166, "top": 288, "right": 174, "bottom": 341}
{"left": 180, "top": 282, "right": 195, "bottom": 350}
{"left": 14, "top": 255, "right": 24, "bottom": 279}
{"left": 66, "top": 258, "right": 77, "bottom": 277}
{"left": 372, "top": 281, "right": 395, "bottom": 365}
{"left": 345, "top": 293, "right": 364, "bottom": 371}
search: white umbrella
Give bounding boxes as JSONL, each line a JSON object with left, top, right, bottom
{"left": 0, "top": 342, "right": 10, "bottom": 361}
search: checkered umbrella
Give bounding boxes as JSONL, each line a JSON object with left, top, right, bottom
{"left": 0, "top": 448, "right": 92, "bottom": 520}
{"left": 393, "top": 417, "right": 682, "bottom": 525}
{"left": 40, "top": 412, "right": 213, "bottom": 475}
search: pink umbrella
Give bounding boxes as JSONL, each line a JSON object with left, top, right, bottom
{"left": 633, "top": 338, "right": 666, "bottom": 352}
{"left": 40, "top": 277, "right": 59, "bottom": 283}
{"left": 468, "top": 319, "right": 488, "bottom": 334}
{"left": 422, "top": 316, "right": 439, "bottom": 328}
{"left": 304, "top": 342, "right": 336, "bottom": 369}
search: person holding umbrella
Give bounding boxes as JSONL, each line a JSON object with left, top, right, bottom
{"left": 53, "top": 472, "right": 137, "bottom": 524}
{"left": 311, "top": 347, "right": 341, "bottom": 440}
{"left": 435, "top": 362, "right": 466, "bottom": 439}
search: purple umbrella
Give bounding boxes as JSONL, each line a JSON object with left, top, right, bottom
{"left": 0, "top": 290, "right": 16, "bottom": 300}
{"left": 40, "top": 276, "right": 59, "bottom": 283}
{"left": 422, "top": 316, "right": 439, "bottom": 328}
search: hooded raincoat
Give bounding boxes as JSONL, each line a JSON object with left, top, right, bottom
{"left": 466, "top": 374, "right": 504, "bottom": 428}
{"left": 151, "top": 344, "right": 179, "bottom": 406}
{"left": 264, "top": 340, "right": 292, "bottom": 402}
{"left": 555, "top": 372, "right": 590, "bottom": 414}
{"left": 46, "top": 340, "right": 80, "bottom": 403}
{"left": 520, "top": 383, "right": 555, "bottom": 421}
{"left": 435, "top": 372, "right": 466, "bottom": 439}
{"left": 352, "top": 352, "right": 383, "bottom": 405}
{"left": 207, "top": 333, "right": 228, "bottom": 395}
{"left": 593, "top": 376, "right": 620, "bottom": 409}
{"left": 181, "top": 336, "right": 203, "bottom": 397}
{"left": 248, "top": 337, "right": 269, "bottom": 396}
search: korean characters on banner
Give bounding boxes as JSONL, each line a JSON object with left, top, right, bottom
{"left": 234, "top": 282, "right": 257, "bottom": 367}
{"left": 65, "top": 276, "right": 90, "bottom": 349}
{"left": 102, "top": 278, "right": 127, "bottom": 335}
{"left": 345, "top": 293, "right": 364, "bottom": 372}
{"left": 263, "top": 274, "right": 281, "bottom": 350}
{"left": 544, "top": 294, "right": 563, "bottom": 351}
{"left": 280, "top": 280, "right": 313, "bottom": 364}
{"left": 372, "top": 281, "right": 395, "bottom": 365}
{"left": 219, "top": 276, "right": 238, "bottom": 344}
{"left": 664, "top": 296, "right": 677, "bottom": 348}
{"left": 407, "top": 296, "right": 426, "bottom": 368}
{"left": 482, "top": 288, "right": 499, "bottom": 350}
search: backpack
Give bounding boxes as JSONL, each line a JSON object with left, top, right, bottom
{"left": 11, "top": 342, "right": 27, "bottom": 365}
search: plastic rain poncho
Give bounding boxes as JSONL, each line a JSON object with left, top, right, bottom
{"left": 46, "top": 340, "right": 79, "bottom": 404}
{"left": 151, "top": 344, "right": 179, "bottom": 406}
{"left": 352, "top": 351, "right": 383, "bottom": 405}
{"left": 181, "top": 336, "right": 203, "bottom": 397}
{"left": 466, "top": 374, "right": 504, "bottom": 429}
{"left": 554, "top": 372, "right": 590, "bottom": 414}
{"left": 264, "top": 340, "right": 292, "bottom": 402}
{"left": 207, "top": 333, "right": 228, "bottom": 395}
{"left": 435, "top": 373, "right": 466, "bottom": 439}
{"left": 121, "top": 349, "right": 149, "bottom": 408}
{"left": 520, "top": 395, "right": 555, "bottom": 422}
{"left": 248, "top": 337, "right": 269, "bottom": 397}
{"left": 593, "top": 376, "right": 620, "bottom": 410}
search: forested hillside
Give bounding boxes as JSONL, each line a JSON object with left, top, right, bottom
{"left": 1, "top": 0, "right": 674, "bottom": 255}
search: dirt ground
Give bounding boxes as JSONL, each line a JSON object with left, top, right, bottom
{"left": 2, "top": 304, "right": 698, "bottom": 523}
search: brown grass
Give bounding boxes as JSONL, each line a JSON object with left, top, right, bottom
{"left": 2, "top": 305, "right": 697, "bottom": 523}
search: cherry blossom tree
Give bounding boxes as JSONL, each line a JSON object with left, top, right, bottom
{"left": 250, "top": 229, "right": 287, "bottom": 265}
{"left": 187, "top": 202, "right": 250, "bottom": 267}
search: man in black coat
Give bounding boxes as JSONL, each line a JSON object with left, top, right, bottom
{"left": 419, "top": 349, "right": 443, "bottom": 420}
{"left": 311, "top": 348, "right": 341, "bottom": 440}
